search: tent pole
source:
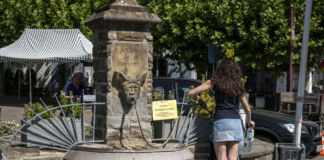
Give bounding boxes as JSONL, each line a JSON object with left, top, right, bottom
{"left": 29, "top": 64, "right": 32, "bottom": 104}
{"left": 18, "top": 64, "right": 21, "bottom": 102}
{"left": 293, "top": 0, "right": 312, "bottom": 147}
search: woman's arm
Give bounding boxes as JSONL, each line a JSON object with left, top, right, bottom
{"left": 240, "top": 95, "right": 255, "bottom": 128}
{"left": 188, "top": 80, "right": 213, "bottom": 99}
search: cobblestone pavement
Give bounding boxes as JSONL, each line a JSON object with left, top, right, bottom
{"left": 1, "top": 106, "right": 24, "bottom": 122}
{"left": 0, "top": 96, "right": 25, "bottom": 122}
{"left": 0, "top": 96, "right": 93, "bottom": 124}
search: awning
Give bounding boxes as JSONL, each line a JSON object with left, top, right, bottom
{"left": 0, "top": 29, "right": 93, "bottom": 104}
{"left": 0, "top": 29, "right": 92, "bottom": 63}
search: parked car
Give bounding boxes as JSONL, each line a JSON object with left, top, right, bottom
{"left": 252, "top": 109, "right": 322, "bottom": 157}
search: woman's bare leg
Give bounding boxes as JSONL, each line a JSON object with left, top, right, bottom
{"left": 213, "top": 142, "right": 228, "bottom": 160}
{"left": 227, "top": 141, "right": 239, "bottom": 160}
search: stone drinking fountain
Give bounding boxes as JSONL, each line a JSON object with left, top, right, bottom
{"left": 64, "top": 0, "right": 194, "bottom": 159}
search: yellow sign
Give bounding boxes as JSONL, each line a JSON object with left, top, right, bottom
{"left": 152, "top": 100, "right": 178, "bottom": 121}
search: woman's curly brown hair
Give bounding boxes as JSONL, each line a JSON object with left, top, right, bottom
{"left": 211, "top": 59, "right": 245, "bottom": 97}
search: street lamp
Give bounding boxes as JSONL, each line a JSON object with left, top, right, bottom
{"left": 294, "top": 0, "right": 313, "bottom": 146}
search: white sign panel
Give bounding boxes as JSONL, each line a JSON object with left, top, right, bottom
{"left": 276, "top": 72, "right": 287, "bottom": 93}
{"left": 83, "top": 95, "right": 96, "bottom": 102}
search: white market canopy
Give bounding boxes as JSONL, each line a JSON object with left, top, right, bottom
{"left": 0, "top": 29, "right": 93, "bottom": 103}
{"left": 0, "top": 29, "right": 92, "bottom": 63}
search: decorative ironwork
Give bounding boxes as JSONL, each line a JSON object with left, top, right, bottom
{"left": 1, "top": 87, "right": 211, "bottom": 159}
{"left": 0, "top": 95, "right": 105, "bottom": 160}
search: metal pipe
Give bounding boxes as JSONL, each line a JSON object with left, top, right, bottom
{"left": 294, "top": 0, "right": 313, "bottom": 146}
{"left": 93, "top": 89, "right": 97, "bottom": 141}
{"left": 175, "top": 101, "right": 186, "bottom": 139}
{"left": 6, "top": 127, "right": 70, "bottom": 149}
{"left": 0, "top": 139, "right": 68, "bottom": 152}
{"left": 82, "top": 89, "right": 86, "bottom": 141}
{"left": 185, "top": 107, "right": 194, "bottom": 146}
{"left": 289, "top": 4, "right": 295, "bottom": 92}
{"left": 2, "top": 101, "right": 106, "bottom": 157}
{"left": 54, "top": 96, "right": 78, "bottom": 142}
{"left": 82, "top": 102, "right": 85, "bottom": 141}
{"left": 93, "top": 104, "right": 96, "bottom": 141}
{"left": 7, "top": 115, "right": 71, "bottom": 151}
{"left": 18, "top": 64, "right": 21, "bottom": 102}
{"left": 71, "top": 104, "right": 78, "bottom": 142}
{"left": 29, "top": 64, "right": 32, "bottom": 103}
{"left": 25, "top": 106, "right": 74, "bottom": 145}
{"left": 176, "top": 106, "right": 191, "bottom": 139}
{"left": 39, "top": 98, "right": 76, "bottom": 144}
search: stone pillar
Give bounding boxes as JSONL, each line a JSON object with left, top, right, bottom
{"left": 85, "top": 0, "right": 161, "bottom": 148}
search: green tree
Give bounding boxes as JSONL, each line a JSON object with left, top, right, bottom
{"left": 0, "top": 0, "right": 111, "bottom": 47}
{"left": 1, "top": 0, "right": 323, "bottom": 74}
{"left": 138, "top": 0, "right": 324, "bottom": 73}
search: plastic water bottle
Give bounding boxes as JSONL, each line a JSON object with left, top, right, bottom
{"left": 246, "top": 127, "right": 254, "bottom": 152}
{"left": 238, "top": 140, "right": 244, "bottom": 152}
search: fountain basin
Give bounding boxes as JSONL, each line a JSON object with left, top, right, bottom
{"left": 64, "top": 143, "right": 194, "bottom": 160}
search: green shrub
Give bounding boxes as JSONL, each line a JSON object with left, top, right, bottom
{"left": 193, "top": 75, "right": 216, "bottom": 118}
{"left": 168, "top": 90, "right": 174, "bottom": 100}
{"left": 24, "top": 102, "right": 55, "bottom": 119}
{"left": 152, "top": 87, "right": 164, "bottom": 101}
{"left": 59, "top": 91, "right": 82, "bottom": 119}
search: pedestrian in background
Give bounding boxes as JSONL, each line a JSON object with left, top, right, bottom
{"left": 188, "top": 59, "right": 255, "bottom": 160}
{"left": 63, "top": 71, "right": 86, "bottom": 99}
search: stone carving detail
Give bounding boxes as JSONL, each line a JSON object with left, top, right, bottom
{"left": 113, "top": 71, "right": 147, "bottom": 105}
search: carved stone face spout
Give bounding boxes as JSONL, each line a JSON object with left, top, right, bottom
{"left": 122, "top": 82, "right": 140, "bottom": 104}
{"left": 113, "top": 71, "right": 147, "bottom": 105}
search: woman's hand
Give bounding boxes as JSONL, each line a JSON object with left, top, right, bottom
{"left": 189, "top": 94, "right": 200, "bottom": 100}
{"left": 248, "top": 120, "right": 255, "bottom": 128}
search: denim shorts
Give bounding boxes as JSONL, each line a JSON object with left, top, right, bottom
{"left": 211, "top": 119, "right": 243, "bottom": 142}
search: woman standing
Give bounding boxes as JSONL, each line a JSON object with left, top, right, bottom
{"left": 188, "top": 59, "right": 255, "bottom": 160}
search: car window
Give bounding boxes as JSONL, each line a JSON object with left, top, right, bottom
{"left": 152, "top": 80, "right": 173, "bottom": 100}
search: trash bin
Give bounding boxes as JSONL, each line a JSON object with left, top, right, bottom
{"left": 275, "top": 143, "right": 305, "bottom": 160}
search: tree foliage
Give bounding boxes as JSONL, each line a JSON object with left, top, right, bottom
{"left": 1, "top": 0, "right": 323, "bottom": 74}
{"left": 139, "top": 0, "right": 324, "bottom": 73}
{"left": 0, "top": 0, "right": 110, "bottom": 47}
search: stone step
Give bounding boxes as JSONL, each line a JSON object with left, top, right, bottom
{"left": 194, "top": 153, "right": 209, "bottom": 159}
{"left": 23, "top": 155, "right": 62, "bottom": 160}
{"left": 2, "top": 147, "right": 40, "bottom": 160}
{"left": 195, "top": 146, "right": 210, "bottom": 153}
{"left": 194, "top": 142, "right": 211, "bottom": 153}
{"left": 195, "top": 142, "right": 210, "bottom": 148}
{"left": 23, "top": 151, "right": 66, "bottom": 160}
